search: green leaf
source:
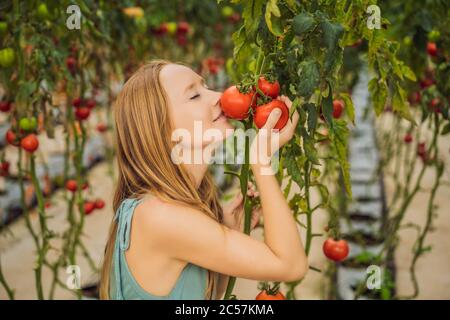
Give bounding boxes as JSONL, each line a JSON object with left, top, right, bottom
{"left": 317, "top": 183, "right": 330, "bottom": 206}
{"left": 304, "top": 138, "right": 319, "bottom": 165}
{"left": 242, "top": 0, "right": 265, "bottom": 35}
{"left": 340, "top": 93, "right": 355, "bottom": 125}
{"left": 285, "top": 147, "right": 304, "bottom": 188}
{"left": 265, "top": 0, "right": 283, "bottom": 36}
{"left": 330, "top": 120, "right": 352, "bottom": 198}
{"left": 289, "top": 97, "right": 301, "bottom": 118}
{"left": 285, "top": 0, "right": 297, "bottom": 12}
{"left": 292, "top": 13, "right": 315, "bottom": 36}
{"left": 297, "top": 59, "right": 320, "bottom": 98}
{"left": 320, "top": 19, "right": 344, "bottom": 72}
{"left": 392, "top": 82, "right": 414, "bottom": 122}
{"left": 305, "top": 103, "right": 317, "bottom": 134}
{"left": 321, "top": 20, "right": 344, "bottom": 50}
{"left": 368, "top": 77, "right": 388, "bottom": 116}
{"left": 322, "top": 82, "right": 334, "bottom": 128}
{"left": 300, "top": 127, "right": 320, "bottom": 165}
{"left": 401, "top": 64, "right": 417, "bottom": 82}
{"left": 232, "top": 26, "right": 253, "bottom": 65}
{"left": 441, "top": 123, "right": 450, "bottom": 135}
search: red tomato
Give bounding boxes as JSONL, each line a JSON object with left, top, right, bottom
{"left": 426, "top": 42, "right": 437, "bottom": 57}
{"left": 1, "top": 161, "right": 9, "bottom": 171}
{"left": 420, "top": 78, "right": 434, "bottom": 89}
{"left": 84, "top": 201, "right": 96, "bottom": 215}
{"left": 257, "top": 77, "right": 280, "bottom": 99}
{"left": 0, "top": 161, "right": 9, "bottom": 177}
{"left": 153, "top": 23, "right": 168, "bottom": 36}
{"left": 220, "top": 85, "right": 255, "bottom": 120}
{"left": 96, "top": 123, "right": 108, "bottom": 133}
{"left": 20, "top": 134, "right": 39, "bottom": 153}
{"left": 86, "top": 99, "right": 96, "bottom": 109}
{"left": 94, "top": 198, "right": 105, "bottom": 209}
{"left": 66, "top": 56, "right": 77, "bottom": 74}
{"left": 408, "top": 91, "right": 421, "bottom": 105}
{"left": 177, "top": 21, "right": 190, "bottom": 34}
{"left": 404, "top": 134, "right": 413, "bottom": 144}
{"left": 65, "top": 180, "right": 78, "bottom": 192}
{"left": 0, "top": 101, "right": 11, "bottom": 112}
{"left": 254, "top": 99, "right": 289, "bottom": 130}
{"left": 332, "top": 100, "right": 344, "bottom": 119}
{"left": 72, "top": 97, "right": 83, "bottom": 108}
{"left": 176, "top": 34, "right": 187, "bottom": 47}
{"left": 429, "top": 98, "right": 441, "bottom": 113}
{"left": 6, "top": 129, "right": 19, "bottom": 146}
{"left": 75, "top": 107, "right": 90, "bottom": 120}
{"left": 323, "top": 238, "right": 349, "bottom": 262}
{"left": 417, "top": 142, "right": 426, "bottom": 157}
{"left": 255, "top": 290, "right": 286, "bottom": 300}
{"left": 228, "top": 12, "right": 240, "bottom": 24}
{"left": 350, "top": 39, "right": 363, "bottom": 48}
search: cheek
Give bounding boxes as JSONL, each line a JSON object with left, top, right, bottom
{"left": 170, "top": 103, "right": 214, "bottom": 148}
{"left": 171, "top": 104, "right": 200, "bottom": 131}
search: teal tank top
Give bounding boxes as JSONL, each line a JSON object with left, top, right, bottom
{"left": 109, "top": 197, "right": 212, "bottom": 300}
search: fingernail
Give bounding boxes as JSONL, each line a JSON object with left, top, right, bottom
{"left": 273, "top": 109, "right": 281, "bottom": 116}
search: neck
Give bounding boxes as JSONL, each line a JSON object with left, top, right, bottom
{"left": 183, "top": 162, "right": 208, "bottom": 188}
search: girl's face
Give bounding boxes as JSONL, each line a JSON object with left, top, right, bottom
{"left": 160, "top": 64, "right": 234, "bottom": 150}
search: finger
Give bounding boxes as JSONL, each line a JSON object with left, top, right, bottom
{"left": 251, "top": 208, "right": 262, "bottom": 228}
{"left": 229, "top": 191, "right": 243, "bottom": 209}
{"left": 262, "top": 108, "right": 282, "bottom": 130}
{"left": 278, "top": 95, "right": 292, "bottom": 108}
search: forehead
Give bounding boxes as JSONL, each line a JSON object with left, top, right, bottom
{"left": 159, "top": 64, "right": 198, "bottom": 90}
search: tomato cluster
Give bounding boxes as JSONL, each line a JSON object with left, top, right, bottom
{"left": 64, "top": 179, "right": 105, "bottom": 215}
{"left": 151, "top": 21, "right": 191, "bottom": 47}
{"left": 84, "top": 198, "right": 105, "bottom": 215}
{"left": 220, "top": 76, "right": 289, "bottom": 130}
{"left": 72, "top": 97, "right": 96, "bottom": 121}
{"left": 5, "top": 124, "right": 40, "bottom": 153}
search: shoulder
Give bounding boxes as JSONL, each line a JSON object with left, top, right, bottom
{"left": 133, "top": 196, "right": 218, "bottom": 243}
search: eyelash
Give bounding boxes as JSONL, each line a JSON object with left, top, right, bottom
{"left": 189, "top": 82, "right": 209, "bottom": 100}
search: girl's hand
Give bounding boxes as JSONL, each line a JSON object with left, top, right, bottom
{"left": 222, "top": 182, "right": 261, "bottom": 232}
{"left": 250, "top": 95, "right": 299, "bottom": 167}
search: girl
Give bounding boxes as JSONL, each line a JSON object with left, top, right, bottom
{"left": 99, "top": 60, "right": 308, "bottom": 300}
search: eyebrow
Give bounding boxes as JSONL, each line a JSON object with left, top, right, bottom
{"left": 184, "top": 76, "right": 205, "bottom": 94}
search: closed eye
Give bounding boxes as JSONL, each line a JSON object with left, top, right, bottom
{"left": 190, "top": 93, "right": 200, "bottom": 100}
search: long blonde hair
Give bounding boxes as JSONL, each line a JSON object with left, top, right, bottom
{"left": 99, "top": 60, "right": 224, "bottom": 300}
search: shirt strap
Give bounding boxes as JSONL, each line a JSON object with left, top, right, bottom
{"left": 113, "top": 197, "right": 145, "bottom": 300}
